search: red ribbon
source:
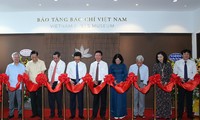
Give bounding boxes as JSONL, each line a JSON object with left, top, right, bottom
{"left": 176, "top": 74, "right": 200, "bottom": 91}
{"left": 0, "top": 74, "right": 9, "bottom": 102}
{"left": 132, "top": 73, "right": 155, "bottom": 94}
{"left": 65, "top": 82, "right": 85, "bottom": 93}
{"left": 59, "top": 73, "right": 85, "bottom": 93}
{"left": 112, "top": 81, "right": 132, "bottom": 94}
{"left": 104, "top": 74, "right": 115, "bottom": 85}
{"left": 21, "top": 73, "right": 40, "bottom": 92}
{"left": 1, "top": 72, "right": 200, "bottom": 101}
{"left": 109, "top": 73, "right": 133, "bottom": 94}
{"left": 82, "top": 74, "right": 107, "bottom": 94}
{"left": 156, "top": 74, "right": 178, "bottom": 92}
{"left": 82, "top": 74, "right": 93, "bottom": 84}
{"left": 46, "top": 74, "right": 69, "bottom": 93}
{"left": 36, "top": 73, "right": 48, "bottom": 86}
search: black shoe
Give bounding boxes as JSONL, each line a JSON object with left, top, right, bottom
{"left": 49, "top": 115, "right": 54, "bottom": 118}
{"left": 188, "top": 115, "right": 195, "bottom": 119}
{"left": 90, "top": 116, "right": 96, "bottom": 120}
{"left": 79, "top": 115, "right": 85, "bottom": 119}
{"left": 8, "top": 115, "right": 14, "bottom": 119}
{"left": 101, "top": 116, "right": 106, "bottom": 120}
{"left": 58, "top": 115, "right": 63, "bottom": 118}
{"left": 18, "top": 114, "right": 22, "bottom": 118}
{"left": 178, "top": 117, "right": 182, "bottom": 120}
{"left": 30, "top": 115, "right": 37, "bottom": 118}
{"left": 69, "top": 116, "right": 75, "bottom": 119}
{"left": 139, "top": 115, "right": 146, "bottom": 119}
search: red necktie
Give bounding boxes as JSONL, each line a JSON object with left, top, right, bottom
{"left": 50, "top": 62, "right": 58, "bottom": 85}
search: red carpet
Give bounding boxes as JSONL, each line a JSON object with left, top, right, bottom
{"left": 1, "top": 108, "right": 199, "bottom": 120}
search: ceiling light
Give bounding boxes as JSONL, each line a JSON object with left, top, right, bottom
{"left": 38, "top": 3, "right": 42, "bottom": 6}
{"left": 86, "top": 3, "right": 89, "bottom": 6}
{"left": 184, "top": 5, "right": 187, "bottom": 7}
{"left": 113, "top": 0, "right": 118, "bottom": 1}
{"left": 173, "top": 0, "right": 178, "bottom": 2}
{"left": 54, "top": 0, "right": 58, "bottom": 1}
{"left": 135, "top": 4, "right": 139, "bottom": 6}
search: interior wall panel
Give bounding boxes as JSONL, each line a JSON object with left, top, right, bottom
{"left": 0, "top": 33, "right": 191, "bottom": 109}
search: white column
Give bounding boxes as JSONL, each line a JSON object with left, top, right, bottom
{"left": 192, "top": 33, "right": 197, "bottom": 58}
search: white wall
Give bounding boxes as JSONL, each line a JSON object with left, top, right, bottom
{"left": 193, "top": 8, "right": 200, "bottom": 33}
{"left": 0, "top": 11, "right": 194, "bottom": 34}
{"left": 0, "top": 10, "right": 198, "bottom": 57}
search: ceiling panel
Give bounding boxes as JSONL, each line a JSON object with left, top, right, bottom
{"left": 0, "top": 0, "right": 200, "bottom": 12}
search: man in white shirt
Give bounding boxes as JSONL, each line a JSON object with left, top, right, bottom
{"left": 48, "top": 51, "right": 65, "bottom": 118}
{"left": 6, "top": 52, "right": 26, "bottom": 119}
{"left": 129, "top": 55, "right": 149, "bottom": 119}
{"left": 173, "top": 49, "right": 197, "bottom": 119}
{"left": 66, "top": 52, "right": 87, "bottom": 119}
{"left": 89, "top": 50, "right": 108, "bottom": 120}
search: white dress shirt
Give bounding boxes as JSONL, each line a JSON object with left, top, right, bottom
{"left": 173, "top": 59, "right": 197, "bottom": 80}
{"left": 128, "top": 64, "right": 149, "bottom": 85}
{"left": 48, "top": 59, "right": 66, "bottom": 83}
{"left": 66, "top": 61, "right": 87, "bottom": 83}
{"left": 89, "top": 60, "right": 108, "bottom": 82}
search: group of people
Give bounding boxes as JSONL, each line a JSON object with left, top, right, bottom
{"left": 5, "top": 49, "right": 197, "bottom": 120}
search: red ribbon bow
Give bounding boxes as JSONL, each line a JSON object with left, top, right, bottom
{"left": 36, "top": 73, "right": 48, "bottom": 85}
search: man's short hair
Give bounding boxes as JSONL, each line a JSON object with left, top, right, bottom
{"left": 74, "top": 52, "right": 82, "bottom": 58}
{"left": 136, "top": 55, "right": 144, "bottom": 62}
{"left": 181, "top": 49, "right": 191, "bottom": 55}
{"left": 95, "top": 50, "right": 103, "bottom": 56}
{"left": 53, "top": 51, "right": 61, "bottom": 57}
{"left": 30, "top": 50, "right": 38, "bottom": 56}
{"left": 11, "top": 52, "right": 20, "bottom": 58}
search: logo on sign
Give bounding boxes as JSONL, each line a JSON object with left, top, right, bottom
{"left": 168, "top": 53, "right": 182, "bottom": 62}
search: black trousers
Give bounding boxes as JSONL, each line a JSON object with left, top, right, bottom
{"left": 178, "top": 86, "right": 193, "bottom": 118}
{"left": 30, "top": 87, "right": 42, "bottom": 117}
{"left": 70, "top": 89, "right": 84, "bottom": 117}
{"left": 92, "top": 82, "right": 107, "bottom": 118}
{"left": 48, "top": 82, "right": 63, "bottom": 116}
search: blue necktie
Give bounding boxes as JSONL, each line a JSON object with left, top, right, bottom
{"left": 76, "top": 63, "right": 79, "bottom": 83}
{"left": 184, "top": 61, "right": 188, "bottom": 81}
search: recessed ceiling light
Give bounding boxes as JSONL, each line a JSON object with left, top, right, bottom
{"left": 184, "top": 5, "right": 187, "bottom": 7}
{"left": 113, "top": 0, "right": 118, "bottom": 2}
{"left": 173, "top": 0, "right": 178, "bottom": 2}
{"left": 86, "top": 3, "right": 90, "bottom": 6}
{"left": 38, "top": 3, "right": 42, "bottom": 6}
{"left": 54, "top": 0, "right": 58, "bottom": 1}
{"left": 135, "top": 3, "right": 139, "bottom": 6}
